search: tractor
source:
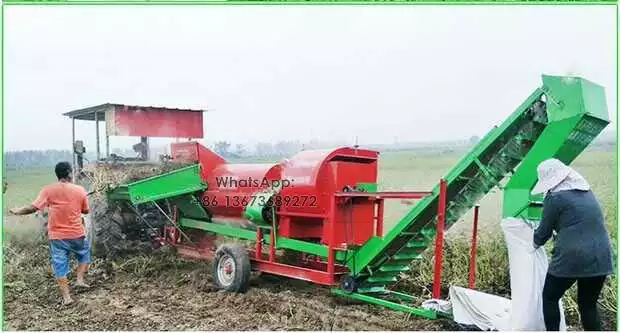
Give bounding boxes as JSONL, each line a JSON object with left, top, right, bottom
{"left": 61, "top": 103, "right": 206, "bottom": 257}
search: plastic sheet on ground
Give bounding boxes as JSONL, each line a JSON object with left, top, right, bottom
{"left": 448, "top": 217, "right": 567, "bottom": 331}
{"left": 449, "top": 286, "right": 511, "bottom": 331}
{"left": 421, "top": 298, "right": 452, "bottom": 314}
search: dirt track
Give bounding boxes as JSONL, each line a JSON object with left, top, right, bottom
{"left": 4, "top": 246, "right": 462, "bottom": 331}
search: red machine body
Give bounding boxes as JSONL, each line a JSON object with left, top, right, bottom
{"left": 171, "top": 141, "right": 281, "bottom": 222}
{"left": 171, "top": 142, "right": 380, "bottom": 247}
{"left": 168, "top": 141, "right": 445, "bottom": 289}
{"left": 278, "top": 148, "right": 379, "bottom": 246}
{"left": 204, "top": 163, "right": 282, "bottom": 221}
{"left": 171, "top": 141, "right": 226, "bottom": 180}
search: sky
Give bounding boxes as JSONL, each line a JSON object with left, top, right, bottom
{"left": 4, "top": 5, "right": 617, "bottom": 152}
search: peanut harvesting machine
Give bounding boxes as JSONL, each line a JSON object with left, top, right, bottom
{"left": 99, "top": 75, "right": 609, "bottom": 319}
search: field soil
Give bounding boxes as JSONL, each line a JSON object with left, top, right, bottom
{"left": 5, "top": 244, "right": 615, "bottom": 331}
{"left": 3, "top": 245, "right": 463, "bottom": 331}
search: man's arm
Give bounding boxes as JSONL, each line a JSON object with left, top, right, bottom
{"left": 81, "top": 188, "right": 90, "bottom": 214}
{"left": 533, "top": 194, "right": 558, "bottom": 248}
{"left": 9, "top": 188, "right": 47, "bottom": 216}
{"left": 8, "top": 205, "right": 38, "bottom": 215}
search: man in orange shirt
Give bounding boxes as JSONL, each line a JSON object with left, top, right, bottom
{"left": 9, "top": 162, "right": 91, "bottom": 305}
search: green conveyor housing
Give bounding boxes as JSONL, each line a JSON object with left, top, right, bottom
{"left": 107, "top": 164, "right": 207, "bottom": 205}
{"left": 345, "top": 75, "right": 610, "bottom": 293}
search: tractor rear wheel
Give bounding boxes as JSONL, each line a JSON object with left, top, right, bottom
{"left": 85, "top": 198, "right": 133, "bottom": 258}
{"left": 212, "top": 243, "right": 251, "bottom": 293}
{"left": 86, "top": 197, "right": 164, "bottom": 258}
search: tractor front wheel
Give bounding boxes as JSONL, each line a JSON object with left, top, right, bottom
{"left": 212, "top": 243, "right": 251, "bottom": 293}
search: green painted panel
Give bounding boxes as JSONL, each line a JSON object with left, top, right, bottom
{"left": 502, "top": 116, "right": 582, "bottom": 217}
{"left": 356, "top": 183, "right": 378, "bottom": 192}
{"left": 180, "top": 218, "right": 257, "bottom": 240}
{"left": 503, "top": 76, "right": 609, "bottom": 219}
{"left": 243, "top": 189, "right": 278, "bottom": 226}
{"left": 171, "top": 195, "right": 211, "bottom": 220}
{"left": 331, "top": 289, "right": 437, "bottom": 319}
{"left": 179, "top": 218, "right": 352, "bottom": 261}
{"left": 107, "top": 185, "right": 130, "bottom": 201}
{"left": 125, "top": 164, "right": 207, "bottom": 205}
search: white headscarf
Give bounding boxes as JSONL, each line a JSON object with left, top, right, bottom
{"left": 531, "top": 158, "right": 590, "bottom": 195}
{"left": 550, "top": 169, "right": 590, "bottom": 192}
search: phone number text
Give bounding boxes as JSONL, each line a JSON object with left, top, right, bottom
{"left": 202, "top": 195, "right": 318, "bottom": 208}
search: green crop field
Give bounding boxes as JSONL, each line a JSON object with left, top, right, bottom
{"left": 2, "top": 149, "right": 617, "bottom": 330}
{"left": 379, "top": 150, "right": 617, "bottom": 239}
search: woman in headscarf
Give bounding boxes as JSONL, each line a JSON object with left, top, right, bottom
{"left": 531, "top": 158, "right": 614, "bottom": 331}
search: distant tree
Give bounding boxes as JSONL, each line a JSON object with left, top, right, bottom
{"left": 214, "top": 141, "right": 231, "bottom": 157}
{"left": 274, "top": 140, "right": 301, "bottom": 157}
{"left": 469, "top": 135, "right": 481, "bottom": 145}
{"left": 235, "top": 144, "right": 246, "bottom": 157}
{"left": 255, "top": 142, "right": 274, "bottom": 157}
{"left": 3, "top": 149, "right": 74, "bottom": 170}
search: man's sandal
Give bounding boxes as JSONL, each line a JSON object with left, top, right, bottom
{"left": 61, "top": 298, "right": 75, "bottom": 307}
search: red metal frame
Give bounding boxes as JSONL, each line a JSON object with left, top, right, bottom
{"left": 278, "top": 211, "right": 327, "bottom": 219}
{"left": 252, "top": 259, "right": 344, "bottom": 286}
{"left": 376, "top": 200, "right": 384, "bottom": 237}
{"left": 327, "top": 195, "right": 337, "bottom": 284}
{"left": 256, "top": 228, "right": 264, "bottom": 260}
{"left": 248, "top": 188, "right": 442, "bottom": 286}
{"left": 469, "top": 205, "right": 480, "bottom": 289}
{"left": 176, "top": 243, "right": 214, "bottom": 260}
{"left": 333, "top": 191, "right": 431, "bottom": 240}
{"left": 432, "top": 179, "right": 448, "bottom": 299}
{"left": 269, "top": 228, "right": 276, "bottom": 262}
{"left": 168, "top": 183, "right": 448, "bottom": 289}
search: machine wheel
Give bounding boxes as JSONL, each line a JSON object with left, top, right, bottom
{"left": 212, "top": 243, "right": 251, "bottom": 293}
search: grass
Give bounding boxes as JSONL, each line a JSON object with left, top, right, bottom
{"left": 3, "top": 168, "right": 54, "bottom": 245}
{"left": 378, "top": 150, "right": 617, "bottom": 238}
{"left": 2, "top": 150, "right": 617, "bottom": 330}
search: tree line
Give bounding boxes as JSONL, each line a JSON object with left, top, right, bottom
{"left": 4, "top": 150, "right": 75, "bottom": 170}
{"left": 2, "top": 140, "right": 338, "bottom": 170}
{"left": 4, "top": 134, "right": 614, "bottom": 171}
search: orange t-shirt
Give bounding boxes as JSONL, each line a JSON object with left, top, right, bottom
{"left": 32, "top": 182, "right": 89, "bottom": 240}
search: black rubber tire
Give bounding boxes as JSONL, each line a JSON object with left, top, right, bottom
{"left": 87, "top": 199, "right": 160, "bottom": 258}
{"left": 86, "top": 199, "right": 131, "bottom": 258}
{"left": 212, "top": 243, "right": 251, "bottom": 293}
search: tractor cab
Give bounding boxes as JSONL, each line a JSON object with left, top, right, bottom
{"left": 63, "top": 103, "right": 206, "bottom": 179}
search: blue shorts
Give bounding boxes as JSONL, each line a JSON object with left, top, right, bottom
{"left": 49, "top": 237, "right": 92, "bottom": 278}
